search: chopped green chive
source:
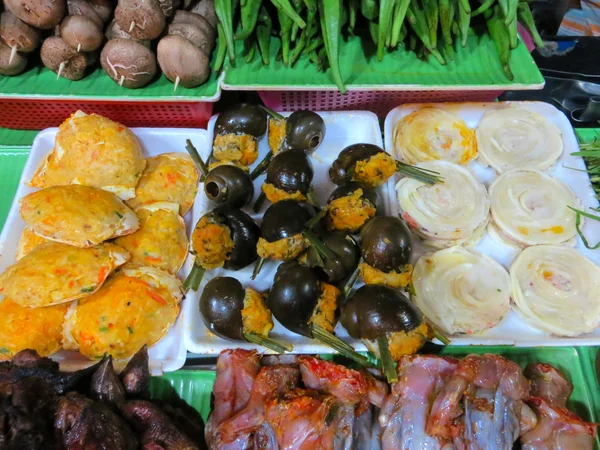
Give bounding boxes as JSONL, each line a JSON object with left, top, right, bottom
{"left": 81, "top": 286, "right": 95, "bottom": 293}
{"left": 115, "top": 211, "right": 124, "bottom": 219}
{"left": 99, "top": 326, "right": 109, "bottom": 333}
{"left": 127, "top": 326, "right": 134, "bottom": 334}
{"left": 0, "top": 347, "right": 9, "bottom": 354}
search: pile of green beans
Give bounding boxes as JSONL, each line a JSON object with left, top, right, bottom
{"left": 213, "top": 0, "right": 544, "bottom": 92}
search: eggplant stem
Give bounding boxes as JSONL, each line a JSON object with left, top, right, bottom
{"left": 306, "top": 187, "right": 321, "bottom": 210}
{"left": 253, "top": 192, "right": 267, "bottom": 213}
{"left": 303, "top": 230, "right": 335, "bottom": 260}
{"left": 185, "top": 139, "right": 209, "bottom": 177}
{"left": 251, "top": 257, "right": 266, "bottom": 280}
{"left": 377, "top": 335, "right": 398, "bottom": 383}
{"left": 244, "top": 332, "right": 293, "bottom": 353}
{"left": 250, "top": 151, "right": 273, "bottom": 180}
{"left": 305, "top": 208, "right": 327, "bottom": 229}
{"left": 183, "top": 264, "right": 205, "bottom": 292}
{"left": 395, "top": 160, "right": 444, "bottom": 185}
{"left": 343, "top": 264, "right": 361, "bottom": 297}
{"left": 259, "top": 104, "right": 285, "bottom": 120}
{"left": 310, "top": 324, "right": 372, "bottom": 367}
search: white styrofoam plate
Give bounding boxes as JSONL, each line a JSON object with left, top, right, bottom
{"left": 0, "top": 127, "right": 212, "bottom": 374}
{"left": 384, "top": 101, "right": 600, "bottom": 346}
{"left": 184, "top": 111, "right": 385, "bottom": 355}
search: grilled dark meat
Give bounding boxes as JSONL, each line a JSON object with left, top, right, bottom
{"left": 159, "top": 401, "right": 207, "bottom": 449}
{"left": 90, "top": 356, "right": 126, "bottom": 408}
{"left": 120, "top": 345, "right": 150, "bottom": 398}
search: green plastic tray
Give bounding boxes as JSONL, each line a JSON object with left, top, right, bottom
{"left": 0, "top": 67, "right": 222, "bottom": 102}
{"left": 149, "top": 347, "right": 600, "bottom": 445}
{"left": 0, "top": 147, "right": 29, "bottom": 231}
{"left": 222, "top": 34, "right": 544, "bottom": 91}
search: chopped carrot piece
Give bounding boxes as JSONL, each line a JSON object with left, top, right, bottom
{"left": 147, "top": 289, "right": 167, "bottom": 306}
{"left": 145, "top": 256, "right": 162, "bottom": 264}
{"left": 97, "top": 266, "right": 108, "bottom": 283}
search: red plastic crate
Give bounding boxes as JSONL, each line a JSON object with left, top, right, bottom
{"left": 0, "top": 99, "right": 213, "bottom": 130}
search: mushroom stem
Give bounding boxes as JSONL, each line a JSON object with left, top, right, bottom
{"left": 259, "top": 104, "right": 285, "bottom": 120}
{"left": 253, "top": 192, "right": 266, "bottom": 213}
{"left": 174, "top": 75, "right": 180, "bottom": 92}
{"left": 9, "top": 45, "right": 17, "bottom": 65}
{"left": 305, "top": 208, "right": 327, "bottom": 229}
{"left": 129, "top": 21, "right": 136, "bottom": 33}
{"left": 185, "top": 139, "right": 209, "bottom": 177}
{"left": 119, "top": 75, "right": 125, "bottom": 87}
{"left": 377, "top": 335, "right": 398, "bottom": 383}
{"left": 302, "top": 230, "right": 335, "bottom": 261}
{"left": 310, "top": 324, "right": 372, "bottom": 367}
{"left": 343, "top": 264, "right": 361, "bottom": 297}
{"left": 251, "top": 257, "right": 266, "bottom": 281}
{"left": 244, "top": 333, "right": 293, "bottom": 354}
{"left": 395, "top": 160, "right": 444, "bottom": 185}
{"left": 56, "top": 62, "right": 65, "bottom": 80}
{"left": 183, "top": 264, "right": 205, "bottom": 292}
{"left": 249, "top": 151, "right": 273, "bottom": 180}
{"left": 77, "top": 43, "right": 81, "bottom": 52}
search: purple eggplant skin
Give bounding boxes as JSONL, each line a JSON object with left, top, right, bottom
{"left": 359, "top": 216, "right": 412, "bottom": 273}
{"left": 285, "top": 110, "right": 325, "bottom": 153}
{"left": 120, "top": 345, "right": 150, "bottom": 399}
{"left": 267, "top": 261, "right": 322, "bottom": 338}
{"left": 214, "top": 103, "right": 267, "bottom": 137}
{"left": 340, "top": 284, "right": 423, "bottom": 340}
{"left": 199, "top": 276, "right": 245, "bottom": 341}
{"left": 266, "top": 149, "right": 314, "bottom": 194}
{"left": 204, "top": 164, "right": 254, "bottom": 208}
{"left": 329, "top": 143, "right": 386, "bottom": 186}
{"left": 303, "top": 232, "right": 360, "bottom": 283}
{"left": 260, "top": 200, "right": 313, "bottom": 243}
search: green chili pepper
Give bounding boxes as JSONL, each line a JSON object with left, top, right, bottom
{"left": 245, "top": 40, "right": 257, "bottom": 62}
{"left": 485, "top": 6, "right": 514, "bottom": 80}
{"left": 290, "top": 27, "right": 307, "bottom": 65}
{"left": 391, "top": 0, "right": 410, "bottom": 48}
{"left": 214, "top": 0, "right": 236, "bottom": 62}
{"left": 271, "top": 0, "right": 306, "bottom": 28}
{"left": 457, "top": 0, "right": 470, "bottom": 14}
{"left": 407, "top": 6, "right": 445, "bottom": 64}
{"left": 361, "top": 0, "right": 378, "bottom": 20}
{"left": 256, "top": 6, "right": 273, "bottom": 65}
{"left": 498, "top": 0, "right": 509, "bottom": 18}
{"left": 377, "top": 0, "right": 396, "bottom": 60}
{"left": 457, "top": 0, "right": 470, "bottom": 47}
{"left": 277, "top": 6, "right": 293, "bottom": 64}
{"left": 349, "top": 0, "right": 358, "bottom": 32}
{"left": 214, "top": 26, "right": 228, "bottom": 71}
{"left": 235, "top": 0, "right": 262, "bottom": 40}
{"left": 439, "top": 0, "right": 452, "bottom": 45}
{"left": 369, "top": 21, "right": 379, "bottom": 45}
{"left": 303, "top": 36, "right": 323, "bottom": 54}
{"left": 506, "top": 0, "right": 518, "bottom": 25}
{"left": 471, "top": 0, "right": 496, "bottom": 17}
{"left": 424, "top": 0, "right": 439, "bottom": 49}
{"left": 319, "top": 0, "right": 346, "bottom": 93}
{"left": 507, "top": 16, "right": 518, "bottom": 49}
{"left": 517, "top": 2, "right": 544, "bottom": 49}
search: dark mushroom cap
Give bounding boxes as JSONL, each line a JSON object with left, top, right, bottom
{"left": 214, "top": 103, "right": 267, "bottom": 137}
{"left": 327, "top": 182, "right": 379, "bottom": 209}
{"left": 260, "top": 200, "right": 313, "bottom": 243}
{"left": 329, "top": 143, "right": 386, "bottom": 186}
{"left": 360, "top": 216, "right": 412, "bottom": 273}
{"left": 216, "top": 207, "right": 260, "bottom": 271}
{"left": 340, "top": 284, "right": 423, "bottom": 340}
{"left": 204, "top": 165, "right": 254, "bottom": 208}
{"left": 200, "top": 276, "right": 244, "bottom": 341}
{"left": 285, "top": 110, "right": 325, "bottom": 153}
{"left": 304, "top": 232, "right": 360, "bottom": 283}
{"left": 268, "top": 261, "right": 321, "bottom": 337}
{"left": 266, "top": 149, "right": 314, "bottom": 194}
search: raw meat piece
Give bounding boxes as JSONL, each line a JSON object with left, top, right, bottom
{"left": 205, "top": 349, "right": 260, "bottom": 448}
{"left": 379, "top": 355, "right": 458, "bottom": 450}
{"left": 520, "top": 398, "right": 598, "bottom": 450}
{"left": 525, "top": 363, "right": 573, "bottom": 408}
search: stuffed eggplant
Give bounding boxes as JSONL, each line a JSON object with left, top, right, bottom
{"left": 200, "top": 277, "right": 291, "bottom": 353}
{"left": 251, "top": 109, "right": 325, "bottom": 179}
{"left": 211, "top": 103, "right": 267, "bottom": 167}
{"left": 267, "top": 261, "right": 368, "bottom": 364}
{"left": 358, "top": 216, "right": 413, "bottom": 289}
{"left": 329, "top": 143, "right": 443, "bottom": 187}
{"left": 298, "top": 232, "right": 360, "bottom": 284}
{"left": 340, "top": 284, "right": 433, "bottom": 382}
{"left": 256, "top": 149, "right": 316, "bottom": 209}
{"left": 185, "top": 207, "right": 260, "bottom": 291}
{"left": 324, "top": 182, "right": 378, "bottom": 233}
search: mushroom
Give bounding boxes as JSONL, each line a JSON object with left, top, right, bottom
{"left": 114, "top": 0, "right": 165, "bottom": 40}
{"left": 67, "top": 0, "right": 104, "bottom": 27}
{"left": 157, "top": 34, "right": 209, "bottom": 89}
{"left": 157, "top": 0, "right": 181, "bottom": 17}
{"left": 100, "top": 37, "right": 156, "bottom": 88}
{"left": 4, "top": 0, "right": 66, "bottom": 30}
{"left": 169, "top": 10, "right": 214, "bottom": 53}
{"left": 40, "top": 35, "right": 90, "bottom": 80}
{"left": 87, "top": 0, "right": 115, "bottom": 23}
{"left": 0, "top": 40, "right": 27, "bottom": 75}
{"left": 60, "top": 15, "right": 104, "bottom": 52}
{"left": 0, "top": 11, "right": 41, "bottom": 65}
{"left": 189, "top": 0, "right": 216, "bottom": 28}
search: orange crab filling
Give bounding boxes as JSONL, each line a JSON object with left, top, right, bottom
{"left": 353, "top": 153, "right": 396, "bottom": 187}
{"left": 262, "top": 183, "right": 306, "bottom": 203}
{"left": 213, "top": 133, "right": 259, "bottom": 166}
{"left": 257, "top": 234, "right": 309, "bottom": 261}
{"left": 359, "top": 262, "right": 413, "bottom": 288}
{"left": 326, "top": 189, "right": 376, "bottom": 232}
{"left": 242, "top": 288, "right": 274, "bottom": 337}
{"left": 207, "top": 159, "right": 250, "bottom": 172}
{"left": 268, "top": 118, "right": 286, "bottom": 154}
{"left": 387, "top": 323, "right": 433, "bottom": 360}
{"left": 308, "top": 283, "right": 340, "bottom": 333}
{"left": 191, "top": 216, "right": 234, "bottom": 270}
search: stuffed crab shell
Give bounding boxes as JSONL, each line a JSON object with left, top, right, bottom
{"left": 30, "top": 111, "right": 146, "bottom": 200}
{"left": 489, "top": 169, "right": 581, "bottom": 246}
{"left": 413, "top": 246, "right": 511, "bottom": 335}
{"left": 393, "top": 108, "right": 477, "bottom": 165}
{"left": 115, "top": 202, "right": 189, "bottom": 275}
{"left": 0, "top": 299, "right": 69, "bottom": 360}
{"left": 396, "top": 161, "right": 490, "bottom": 248}
{"left": 127, "top": 153, "right": 199, "bottom": 215}
{"left": 476, "top": 107, "right": 563, "bottom": 173}
{"left": 0, "top": 242, "right": 130, "bottom": 308}
{"left": 16, "top": 227, "right": 49, "bottom": 260}
{"left": 20, "top": 185, "right": 139, "bottom": 248}
{"left": 63, "top": 265, "right": 183, "bottom": 360}
{"left": 510, "top": 245, "right": 600, "bottom": 337}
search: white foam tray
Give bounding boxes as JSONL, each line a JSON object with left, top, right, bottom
{"left": 184, "top": 111, "right": 385, "bottom": 355}
{"left": 384, "top": 101, "right": 600, "bottom": 346}
{"left": 0, "top": 127, "right": 212, "bottom": 374}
